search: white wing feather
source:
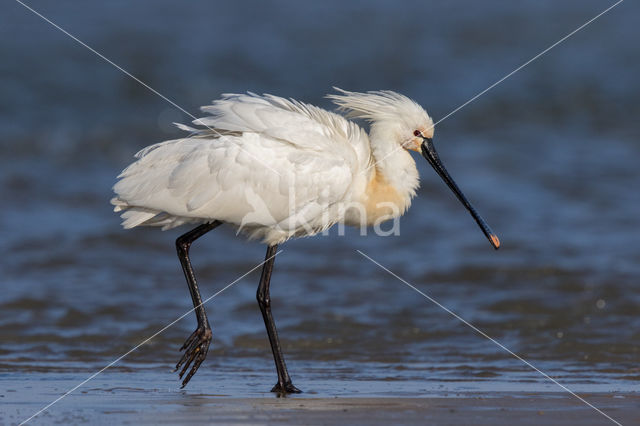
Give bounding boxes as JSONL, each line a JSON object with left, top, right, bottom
{"left": 112, "top": 93, "right": 371, "bottom": 244}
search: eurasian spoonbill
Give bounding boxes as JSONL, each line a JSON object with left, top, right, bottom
{"left": 111, "top": 88, "right": 500, "bottom": 393}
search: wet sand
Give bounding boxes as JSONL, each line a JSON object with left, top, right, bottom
{"left": 3, "top": 370, "right": 638, "bottom": 426}
{"left": 131, "top": 395, "right": 639, "bottom": 426}
{"left": 9, "top": 393, "right": 639, "bottom": 425}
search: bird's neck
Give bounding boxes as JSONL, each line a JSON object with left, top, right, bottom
{"left": 355, "top": 128, "right": 420, "bottom": 223}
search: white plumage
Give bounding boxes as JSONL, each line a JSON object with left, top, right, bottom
{"left": 111, "top": 88, "right": 499, "bottom": 391}
{"left": 111, "top": 88, "right": 437, "bottom": 245}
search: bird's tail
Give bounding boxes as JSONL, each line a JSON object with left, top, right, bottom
{"left": 111, "top": 198, "right": 194, "bottom": 230}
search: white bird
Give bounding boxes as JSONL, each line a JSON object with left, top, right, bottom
{"left": 111, "top": 88, "right": 500, "bottom": 393}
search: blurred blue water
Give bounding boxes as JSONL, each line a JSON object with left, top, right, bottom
{"left": 1, "top": 0, "right": 639, "bottom": 416}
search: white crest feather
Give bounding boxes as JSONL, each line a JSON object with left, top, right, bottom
{"left": 327, "top": 87, "right": 432, "bottom": 127}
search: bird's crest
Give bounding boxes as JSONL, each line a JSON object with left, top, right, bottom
{"left": 327, "top": 88, "right": 431, "bottom": 127}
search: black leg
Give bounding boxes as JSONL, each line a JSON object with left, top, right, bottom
{"left": 257, "top": 244, "right": 301, "bottom": 394}
{"left": 174, "top": 221, "right": 221, "bottom": 388}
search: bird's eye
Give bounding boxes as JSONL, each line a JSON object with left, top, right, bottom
{"left": 413, "top": 130, "right": 421, "bottom": 137}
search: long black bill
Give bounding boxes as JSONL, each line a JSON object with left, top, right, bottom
{"left": 421, "top": 138, "right": 500, "bottom": 250}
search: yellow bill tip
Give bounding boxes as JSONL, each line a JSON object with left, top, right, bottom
{"left": 490, "top": 234, "right": 501, "bottom": 250}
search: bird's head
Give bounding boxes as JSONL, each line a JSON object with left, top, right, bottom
{"left": 327, "top": 87, "right": 433, "bottom": 152}
{"left": 328, "top": 88, "right": 500, "bottom": 250}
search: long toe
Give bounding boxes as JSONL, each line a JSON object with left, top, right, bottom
{"left": 178, "top": 328, "right": 200, "bottom": 352}
{"left": 271, "top": 381, "right": 303, "bottom": 394}
{"left": 180, "top": 352, "right": 207, "bottom": 388}
{"left": 175, "top": 327, "right": 212, "bottom": 387}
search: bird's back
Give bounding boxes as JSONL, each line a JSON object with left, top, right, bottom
{"left": 112, "top": 93, "right": 371, "bottom": 244}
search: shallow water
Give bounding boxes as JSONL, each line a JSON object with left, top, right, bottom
{"left": 1, "top": 0, "right": 639, "bottom": 423}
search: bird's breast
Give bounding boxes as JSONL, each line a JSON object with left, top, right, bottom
{"left": 343, "top": 169, "right": 410, "bottom": 227}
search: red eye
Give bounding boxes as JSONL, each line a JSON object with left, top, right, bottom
{"left": 413, "top": 130, "right": 421, "bottom": 137}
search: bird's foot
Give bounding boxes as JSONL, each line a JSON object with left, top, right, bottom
{"left": 271, "top": 381, "right": 302, "bottom": 395}
{"left": 175, "top": 326, "right": 212, "bottom": 388}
